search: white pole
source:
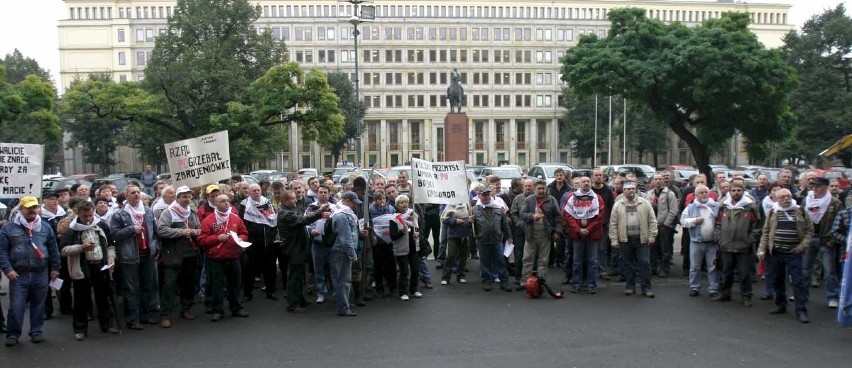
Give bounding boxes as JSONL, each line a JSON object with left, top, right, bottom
{"left": 623, "top": 97, "right": 627, "bottom": 164}
{"left": 608, "top": 96, "right": 612, "bottom": 166}
{"left": 593, "top": 95, "right": 598, "bottom": 166}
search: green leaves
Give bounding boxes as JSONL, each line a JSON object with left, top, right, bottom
{"left": 561, "top": 8, "right": 796, "bottom": 175}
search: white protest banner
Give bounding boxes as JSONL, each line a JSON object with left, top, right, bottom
{"left": 411, "top": 158, "right": 468, "bottom": 204}
{"left": 0, "top": 143, "right": 43, "bottom": 199}
{"left": 164, "top": 131, "right": 231, "bottom": 188}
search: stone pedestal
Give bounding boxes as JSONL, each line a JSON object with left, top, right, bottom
{"left": 444, "top": 113, "right": 469, "bottom": 163}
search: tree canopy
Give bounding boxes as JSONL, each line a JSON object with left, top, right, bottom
{"left": 0, "top": 50, "right": 61, "bottom": 170}
{"left": 780, "top": 4, "right": 852, "bottom": 166}
{"left": 324, "top": 71, "right": 367, "bottom": 167}
{"left": 561, "top": 8, "right": 796, "bottom": 177}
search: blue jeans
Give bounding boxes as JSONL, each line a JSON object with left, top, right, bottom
{"left": 598, "top": 229, "right": 610, "bottom": 274}
{"left": 418, "top": 256, "right": 431, "bottom": 283}
{"left": 689, "top": 241, "right": 719, "bottom": 292}
{"left": 118, "top": 255, "right": 160, "bottom": 324}
{"left": 572, "top": 238, "right": 599, "bottom": 288}
{"left": 770, "top": 252, "right": 808, "bottom": 314}
{"left": 478, "top": 243, "right": 508, "bottom": 284}
{"left": 620, "top": 236, "right": 652, "bottom": 293}
{"left": 329, "top": 250, "right": 353, "bottom": 315}
{"left": 312, "top": 242, "right": 333, "bottom": 297}
{"left": 803, "top": 237, "right": 840, "bottom": 302}
{"left": 6, "top": 270, "right": 49, "bottom": 338}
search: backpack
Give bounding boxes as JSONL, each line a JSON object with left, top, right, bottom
{"left": 322, "top": 215, "right": 337, "bottom": 246}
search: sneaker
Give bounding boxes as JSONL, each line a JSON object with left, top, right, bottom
{"left": 5, "top": 337, "right": 18, "bottom": 347}
{"left": 424, "top": 282, "right": 433, "bottom": 289}
{"left": 482, "top": 284, "right": 492, "bottom": 292}
{"left": 211, "top": 313, "right": 224, "bottom": 321}
{"left": 643, "top": 290, "right": 655, "bottom": 298}
{"left": 624, "top": 289, "right": 635, "bottom": 296}
{"left": 231, "top": 309, "right": 249, "bottom": 318}
{"left": 413, "top": 291, "right": 423, "bottom": 298}
{"left": 160, "top": 318, "right": 171, "bottom": 328}
{"left": 769, "top": 306, "right": 787, "bottom": 314}
{"left": 440, "top": 280, "right": 449, "bottom": 285}
{"left": 829, "top": 300, "right": 839, "bottom": 309}
{"left": 689, "top": 290, "right": 699, "bottom": 297}
{"left": 571, "top": 286, "right": 580, "bottom": 294}
{"left": 74, "top": 333, "right": 86, "bottom": 341}
{"left": 458, "top": 278, "right": 467, "bottom": 284}
{"left": 743, "top": 298, "right": 753, "bottom": 307}
{"left": 588, "top": 287, "right": 597, "bottom": 295}
{"left": 797, "top": 312, "right": 810, "bottom": 324}
{"left": 400, "top": 295, "right": 410, "bottom": 301}
{"left": 316, "top": 295, "right": 325, "bottom": 304}
{"left": 31, "top": 334, "right": 44, "bottom": 344}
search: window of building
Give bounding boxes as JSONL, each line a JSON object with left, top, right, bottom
{"left": 495, "top": 120, "right": 506, "bottom": 149}
{"left": 410, "top": 120, "right": 422, "bottom": 149}
{"left": 474, "top": 120, "right": 486, "bottom": 150}
{"left": 118, "top": 52, "right": 126, "bottom": 65}
{"left": 136, "top": 29, "right": 144, "bottom": 42}
{"left": 136, "top": 51, "right": 146, "bottom": 66}
{"left": 117, "top": 29, "right": 125, "bottom": 42}
{"left": 517, "top": 120, "right": 528, "bottom": 149}
{"left": 388, "top": 120, "right": 401, "bottom": 150}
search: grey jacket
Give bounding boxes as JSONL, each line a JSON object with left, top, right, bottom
{"left": 520, "top": 194, "right": 562, "bottom": 239}
{"left": 472, "top": 205, "right": 512, "bottom": 245}
{"left": 111, "top": 207, "right": 159, "bottom": 264}
{"left": 647, "top": 187, "right": 678, "bottom": 228}
{"left": 157, "top": 207, "right": 201, "bottom": 265}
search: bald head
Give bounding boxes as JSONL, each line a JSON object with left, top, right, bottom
{"left": 249, "top": 183, "right": 262, "bottom": 200}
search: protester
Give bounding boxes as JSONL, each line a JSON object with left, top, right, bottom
{"left": 715, "top": 180, "right": 760, "bottom": 306}
{"left": 111, "top": 185, "right": 160, "bottom": 330}
{"left": 59, "top": 201, "right": 119, "bottom": 340}
{"left": 156, "top": 186, "right": 201, "bottom": 328}
{"left": 681, "top": 185, "right": 720, "bottom": 298}
{"left": 198, "top": 194, "right": 249, "bottom": 321}
{"left": 520, "top": 181, "right": 561, "bottom": 286}
{"left": 645, "top": 174, "right": 678, "bottom": 278}
{"left": 609, "top": 182, "right": 658, "bottom": 298}
{"left": 472, "top": 188, "right": 513, "bottom": 292}
{"left": 441, "top": 202, "right": 472, "bottom": 285}
{"left": 238, "top": 184, "right": 278, "bottom": 302}
{"left": 279, "top": 190, "right": 329, "bottom": 313}
{"left": 392, "top": 195, "right": 422, "bottom": 300}
{"left": 801, "top": 177, "right": 843, "bottom": 307}
{"left": 369, "top": 189, "right": 397, "bottom": 297}
{"left": 329, "top": 192, "right": 361, "bottom": 317}
{"left": 563, "top": 177, "right": 606, "bottom": 294}
{"left": 758, "top": 188, "right": 814, "bottom": 323}
{"left": 0, "top": 196, "right": 61, "bottom": 346}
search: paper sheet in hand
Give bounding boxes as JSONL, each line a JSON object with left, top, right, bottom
{"left": 229, "top": 231, "right": 252, "bottom": 248}
{"left": 49, "top": 278, "right": 64, "bottom": 291}
{"left": 503, "top": 241, "right": 514, "bottom": 258}
{"left": 100, "top": 263, "right": 114, "bottom": 271}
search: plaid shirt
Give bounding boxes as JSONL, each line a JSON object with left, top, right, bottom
{"left": 830, "top": 207, "right": 851, "bottom": 249}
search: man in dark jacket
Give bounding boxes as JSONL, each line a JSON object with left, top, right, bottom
{"left": 238, "top": 184, "right": 278, "bottom": 301}
{"left": 521, "top": 181, "right": 562, "bottom": 285}
{"left": 472, "top": 189, "right": 513, "bottom": 291}
{"left": 110, "top": 185, "right": 159, "bottom": 330}
{"left": 714, "top": 179, "right": 760, "bottom": 306}
{"left": 156, "top": 186, "right": 201, "bottom": 327}
{"left": 547, "top": 168, "right": 571, "bottom": 268}
{"left": 278, "top": 190, "right": 328, "bottom": 313}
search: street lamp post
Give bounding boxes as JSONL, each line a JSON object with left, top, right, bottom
{"left": 343, "top": 0, "right": 375, "bottom": 167}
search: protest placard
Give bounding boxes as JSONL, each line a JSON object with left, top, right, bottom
{"left": 164, "top": 131, "right": 232, "bottom": 188}
{"left": 0, "top": 142, "right": 43, "bottom": 198}
{"left": 410, "top": 158, "right": 468, "bottom": 204}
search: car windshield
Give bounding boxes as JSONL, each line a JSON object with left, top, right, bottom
{"left": 544, "top": 166, "right": 569, "bottom": 177}
{"left": 490, "top": 168, "right": 522, "bottom": 179}
{"left": 333, "top": 167, "right": 356, "bottom": 175}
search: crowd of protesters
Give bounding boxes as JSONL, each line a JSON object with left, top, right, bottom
{"left": 0, "top": 166, "right": 850, "bottom": 346}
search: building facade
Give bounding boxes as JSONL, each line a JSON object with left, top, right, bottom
{"left": 58, "top": 0, "right": 794, "bottom": 174}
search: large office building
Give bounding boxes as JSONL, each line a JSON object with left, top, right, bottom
{"left": 58, "top": 0, "right": 794, "bottom": 173}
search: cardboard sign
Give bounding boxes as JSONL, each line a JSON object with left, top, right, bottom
{"left": 0, "top": 143, "right": 43, "bottom": 198}
{"left": 164, "top": 131, "right": 231, "bottom": 187}
{"left": 410, "top": 158, "right": 468, "bottom": 204}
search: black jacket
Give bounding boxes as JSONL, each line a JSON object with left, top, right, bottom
{"left": 277, "top": 205, "right": 324, "bottom": 265}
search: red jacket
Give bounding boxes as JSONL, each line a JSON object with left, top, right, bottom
{"left": 562, "top": 192, "right": 606, "bottom": 240}
{"left": 199, "top": 212, "right": 248, "bottom": 260}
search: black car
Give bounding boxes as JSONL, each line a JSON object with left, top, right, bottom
{"left": 43, "top": 178, "right": 92, "bottom": 192}
{"left": 91, "top": 177, "right": 143, "bottom": 197}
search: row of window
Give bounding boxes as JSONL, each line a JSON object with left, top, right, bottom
{"left": 361, "top": 94, "right": 557, "bottom": 109}
{"left": 289, "top": 47, "right": 564, "bottom": 66}
{"left": 69, "top": 6, "right": 174, "bottom": 20}
{"left": 357, "top": 71, "right": 557, "bottom": 87}
{"left": 68, "top": 3, "right": 788, "bottom": 26}
{"left": 260, "top": 24, "right": 601, "bottom": 43}
{"left": 258, "top": 3, "right": 788, "bottom": 26}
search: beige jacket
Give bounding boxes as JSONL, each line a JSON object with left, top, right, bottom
{"left": 609, "top": 196, "right": 658, "bottom": 245}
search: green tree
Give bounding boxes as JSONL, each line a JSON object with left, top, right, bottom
{"left": 324, "top": 71, "right": 366, "bottom": 167}
{"left": 558, "top": 89, "right": 609, "bottom": 163}
{"left": 781, "top": 4, "right": 852, "bottom": 166}
{"left": 626, "top": 105, "right": 668, "bottom": 168}
{"left": 0, "top": 51, "right": 61, "bottom": 170}
{"left": 561, "top": 8, "right": 796, "bottom": 177}
{"left": 143, "top": 0, "right": 287, "bottom": 139}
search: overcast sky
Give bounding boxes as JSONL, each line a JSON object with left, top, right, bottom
{"left": 0, "top": 0, "right": 847, "bottom": 93}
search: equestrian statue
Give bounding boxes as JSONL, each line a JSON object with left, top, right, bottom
{"left": 447, "top": 68, "right": 464, "bottom": 113}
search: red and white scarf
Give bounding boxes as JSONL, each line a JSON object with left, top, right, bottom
{"left": 215, "top": 208, "right": 232, "bottom": 226}
{"left": 15, "top": 212, "right": 43, "bottom": 232}
{"left": 123, "top": 201, "right": 147, "bottom": 225}
{"left": 805, "top": 191, "right": 831, "bottom": 224}
{"left": 563, "top": 189, "right": 600, "bottom": 220}
{"left": 169, "top": 202, "right": 191, "bottom": 223}
{"left": 241, "top": 196, "right": 276, "bottom": 227}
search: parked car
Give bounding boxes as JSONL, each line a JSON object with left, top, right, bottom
{"left": 43, "top": 178, "right": 92, "bottom": 192}
{"left": 715, "top": 169, "right": 758, "bottom": 189}
{"left": 91, "top": 177, "right": 142, "bottom": 197}
{"left": 478, "top": 166, "right": 523, "bottom": 192}
{"left": 666, "top": 165, "right": 695, "bottom": 171}
{"left": 671, "top": 169, "right": 699, "bottom": 188}
{"left": 296, "top": 168, "right": 319, "bottom": 183}
{"left": 66, "top": 173, "right": 100, "bottom": 182}
{"left": 572, "top": 168, "right": 594, "bottom": 178}
{"left": 252, "top": 171, "right": 287, "bottom": 183}
{"left": 602, "top": 164, "right": 656, "bottom": 185}
{"left": 467, "top": 165, "right": 487, "bottom": 178}
{"left": 218, "top": 174, "right": 259, "bottom": 187}
{"left": 332, "top": 166, "right": 360, "bottom": 183}
{"left": 526, "top": 163, "right": 575, "bottom": 186}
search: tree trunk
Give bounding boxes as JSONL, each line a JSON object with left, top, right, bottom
{"left": 668, "top": 119, "right": 712, "bottom": 180}
{"left": 652, "top": 152, "right": 659, "bottom": 169}
{"left": 839, "top": 151, "right": 851, "bottom": 168}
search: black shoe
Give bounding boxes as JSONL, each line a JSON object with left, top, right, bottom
{"left": 797, "top": 313, "right": 810, "bottom": 324}
{"left": 266, "top": 293, "right": 279, "bottom": 301}
{"left": 689, "top": 290, "right": 699, "bottom": 297}
{"left": 242, "top": 294, "right": 253, "bottom": 303}
{"left": 5, "top": 337, "right": 18, "bottom": 347}
{"left": 435, "top": 263, "right": 444, "bottom": 270}
{"left": 769, "top": 306, "right": 787, "bottom": 314}
{"left": 760, "top": 294, "right": 775, "bottom": 300}
{"left": 571, "top": 286, "right": 580, "bottom": 294}
{"left": 588, "top": 287, "right": 597, "bottom": 295}
{"left": 337, "top": 311, "right": 357, "bottom": 317}
{"left": 658, "top": 270, "right": 668, "bottom": 278}
{"left": 562, "top": 275, "right": 571, "bottom": 285}
{"left": 232, "top": 309, "right": 249, "bottom": 318}
{"left": 211, "top": 313, "right": 223, "bottom": 322}
{"left": 31, "top": 334, "right": 44, "bottom": 344}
